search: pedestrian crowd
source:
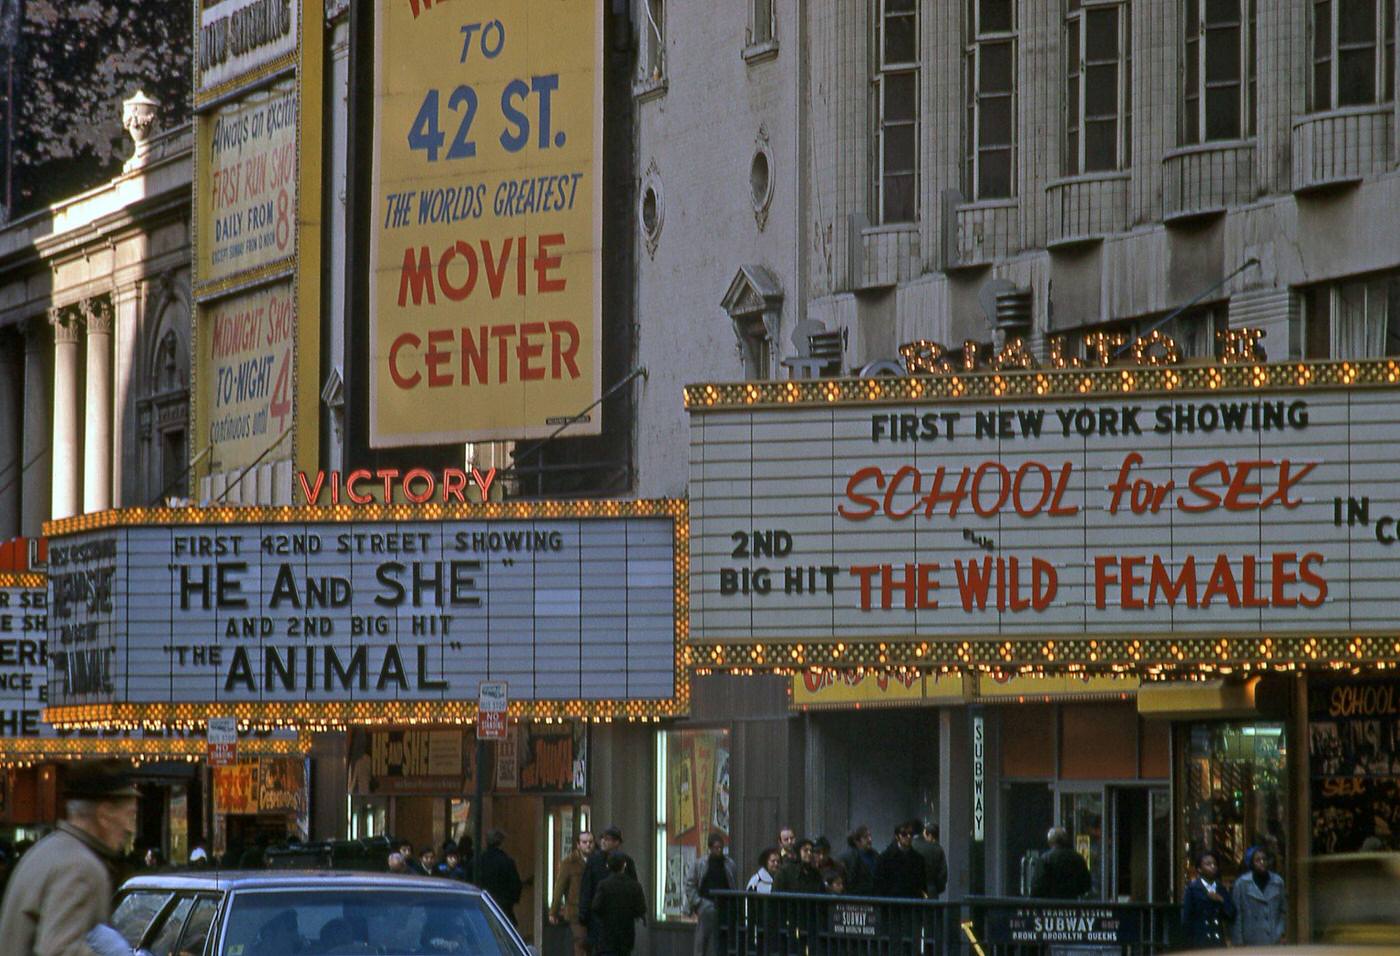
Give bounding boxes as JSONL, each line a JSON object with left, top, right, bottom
{"left": 734, "top": 820, "right": 949, "bottom": 903}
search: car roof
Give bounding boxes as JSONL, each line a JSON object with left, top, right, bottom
{"left": 121, "top": 871, "right": 490, "bottom": 894}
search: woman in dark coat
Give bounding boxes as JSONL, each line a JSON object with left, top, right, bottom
{"left": 1181, "top": 850, "right": 1235, "bottom": 948}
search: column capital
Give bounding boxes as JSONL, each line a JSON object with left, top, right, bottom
{"left": 80, "top": 298, "right": 114, "bottom": 336}
{"left": 48, "top": 306, "right": 82, "bottom": 345}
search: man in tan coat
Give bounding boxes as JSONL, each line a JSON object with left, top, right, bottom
{"left": 0, "top": 761, "right": 139, "bottom": 956}
{"left": 550, "top": 830, "right": 594, "bottom": 956}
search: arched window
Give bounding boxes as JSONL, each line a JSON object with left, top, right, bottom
{"left": 137, "top": 283, "right": 190, "bottom": 503}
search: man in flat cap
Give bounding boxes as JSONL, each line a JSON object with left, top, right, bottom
{"left": 0, "top": 761, "right": 140, "bottom": 955}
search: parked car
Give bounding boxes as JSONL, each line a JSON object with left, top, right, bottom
{"left": 110, "top": 871, "right": 531, "bottom": 955}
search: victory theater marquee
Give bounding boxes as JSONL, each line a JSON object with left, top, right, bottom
{"left": 43, "top": 500, "right": 687, "bottom": 728}
{"left": 685, "top": 359, "right": 1400, "bottom": 673}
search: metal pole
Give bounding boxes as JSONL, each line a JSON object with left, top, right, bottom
{"left": 472, "top": 736, "right": 486, "bottom": 882}
{"left": 1113, "top": 258, "right": 1260, "bottom": 359}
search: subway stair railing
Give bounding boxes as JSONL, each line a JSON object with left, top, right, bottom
{"left": 714, "top": 890, "right": 1179, "bottom": 956}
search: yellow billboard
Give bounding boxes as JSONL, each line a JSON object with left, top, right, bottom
{"left": 370, "top": 0, "right": 603, "bottom": 446}
{"left": 190, "top": 0, "right": 321, "bottom": 487}
{"left": 195, "top": 79, "right": 299, "bottom": 284}
{"left": 199, "top": 280, "right": 295, "bottom": 472}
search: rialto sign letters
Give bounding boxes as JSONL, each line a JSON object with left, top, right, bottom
{"left": 45, "top": 508, "right": 681, "bottom": 710}
{"left": 687, "top": 376, "right": 1399, "bottom": 644}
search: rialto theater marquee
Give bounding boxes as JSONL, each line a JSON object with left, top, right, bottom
{"left": 685, "top": 356, "right": 1400, "bottom": 672}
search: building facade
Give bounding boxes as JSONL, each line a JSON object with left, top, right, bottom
{"left": 633, "top": 0, "right": 1400, "bottom": 948}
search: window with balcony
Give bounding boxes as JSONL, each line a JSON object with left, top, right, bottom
{"left": 874, "top": 0, "right": 919, "bottom": 222}
{"left": 1303, "top": 271, "right": 1400, "bottom": 359}
{"left": 1065, "top": 0, "right": 1132, "bottom": 174}
{"left": 1182, "top": 0, "right": 1256, "bottom": 143}
{"left": 1311, "top": 0, "right": 1395, "bottom": 111}
{"left": 964, "top": 0, "right": 1017, "bottom": 199}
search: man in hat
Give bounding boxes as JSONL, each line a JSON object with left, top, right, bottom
{"left": 580, "top": 826, "right": 636, "bottom": 950}
{"left": 0, "top": 761, "right": 140, "bottom": 955}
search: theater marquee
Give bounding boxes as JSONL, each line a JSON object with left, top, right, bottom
{"left": 685, "top": 361, "right": 1400, "bottom": 671}
{"left": 43, "top": 501, "right": 687, "bottom": 727}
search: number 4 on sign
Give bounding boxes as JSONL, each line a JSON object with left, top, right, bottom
{"left": 269, "top": 350, "right": 292, "bottom": 432}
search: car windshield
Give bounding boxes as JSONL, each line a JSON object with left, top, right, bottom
{"left": 218, "top": 889, "right": 520, "bottom": 956}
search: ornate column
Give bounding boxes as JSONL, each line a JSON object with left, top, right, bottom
{"left": 0, "top": 329, "right": 20, "bottom": 539}
{"left": 111, "top": 281, "right": 143, "bottom": 508}
{"left": 49, "top": 306, "right": 82, "bottom": 521}
{"left": 20, "top": 318, "right": 50, "bottom": 536}
{"left": 82, "top": 298, "right": 113, "bottom": 512}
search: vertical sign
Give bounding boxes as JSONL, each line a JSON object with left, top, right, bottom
{"left": 972, "top": 714, "right": 985, "bottom": 841}
{"left": 191, "top": 0, "right": 322, "bottom": 498}
{"left": 207, "top": 717, "right": 238, "bottom": 766}
{"left": 478, "top": 680, "right": 509, "bottom": 740}
{"left": 369, "top": 0, "right": 604, "bottom": 445}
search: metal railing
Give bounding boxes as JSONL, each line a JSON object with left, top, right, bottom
{"left": 715, "top": 891, "right": 1180, "bottom": 956}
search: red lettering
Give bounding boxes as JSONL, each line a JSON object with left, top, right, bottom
{"left": 535, "top": 233, "right": 567, "bottom": 292}
{"left": 461, "top": 327, "right": 490, "bottom": 384}
{"left": 1178, "top": 461, "right": 1229, "bottom": 513}
{"left": 491, "top": 325, "right": 516, "bottom": 382}
{"left": 482, "top": 236, "right": 513, "bottom": 298}
{"left": 1299, "top": 552, "right": 1327, "bottom": 607}
{"left": 1119, "top": 555, "right": 1146, "bottom": 610}
{"left": 1093, "top": 555, "right": 1117, "bottom": 610}
{"left": 549, "top": 321, "right": 581, "bottom": 378}
{"left": 1223, "top": 461, "right": 1267, "bottom": 511}
{"left": 442, "top": 469, "right": 467, "bottom": 503}
{"left": 425, "top": 329, "right": 453, "bottom": 387}
{"left": 517, "top": 322, "right": 546, "bottom": 380}
{"left": 296, "top": 470, "right": 326, "bottom": 506}
{"left": 437, "top": 240, "right": 478, "bottom": 301}
{"left": 1149, "top": 555, "right": 1196, "bottom": 608}
{"left": 1261, "top": 460, "right": 1319, "bottom": 509}
{"left": 1271, "top": 551, "right": 1298, "bottom": 608}
{"left": 389, "top": 333, "right": 422, "bottom": 388}
{"left": 884, "top": 466, "right": 920, "bottom": 519}
{"left": 971, "top": 462, "right": 1010, "bottom": 518}
{"left": 375, "top": 469, "right": 400, "bottom": 502}
{"left": 839, "top": 468, "right": 885, "bottom": 520}
{"left": 956, "top": 557, "right": 995, "bottom": 611}
{"left": 472, "top": 467, "right": 497, "bottom": 502}
{"left": 398, "top": 246, "right": 436, "bottom": 306}
{"left": 922, "top": 466, "right": 971, "bottom": 518}
{"left": 1239, "top": 555, "right": 1268, "bottom": 608}
{"left": 850, "top": 565, "right": 879, "bottom": 610}
{"left": 346, "top": 469, "right": 374, "bottom": 505}
{"left": 1201, "top": 554, "right": 1240, "bottom": 607}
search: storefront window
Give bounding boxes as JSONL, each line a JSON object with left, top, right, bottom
{"left": 1309, "top": 678, "right": 1400, "bottom": 854}
{"left": 1182, "top": 723, "right": 1287, "bottom": 878}
{"left": 655, "top": 728, "right": 731, "bottom": 921}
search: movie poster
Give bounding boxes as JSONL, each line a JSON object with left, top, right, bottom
{"left": 661, "top": 729, "right": 731, "bottom": 920}
{"left": 259, "top": 757, "right": 307, "bottom": 815}
{"left": 1309, "top": 679, "right": 1400, "bottom": 854}
{"left": 214, "top": 763, "right": 258, "bottom": 815}
{"left": 713, "top": 747, "right": 731, "bottom": 833}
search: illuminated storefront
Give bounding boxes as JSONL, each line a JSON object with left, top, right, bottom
{"left": 41, "top": 498, "right": 687, "bottom": 943}
{"left": 684, "top": 351, "right": 1400, "bottom": 929}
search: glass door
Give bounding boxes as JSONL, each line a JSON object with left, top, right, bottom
{"left": 1059, "top": 789, "right": 1105, "bottom": 899}
{"left": 1106, "top": 786, "right": 1171, "bottom": 902}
